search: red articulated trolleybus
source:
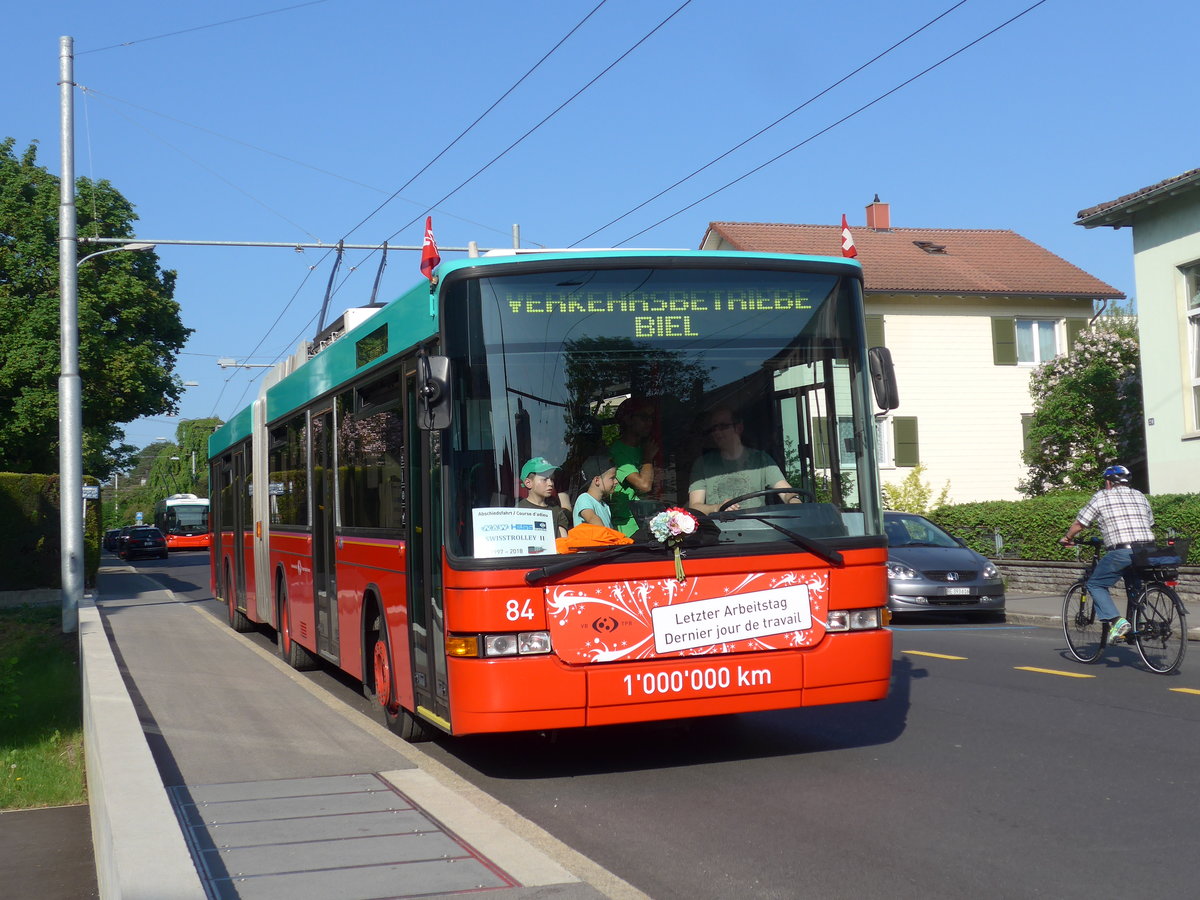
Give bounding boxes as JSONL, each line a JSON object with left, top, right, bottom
{"left": 209, "top": 249, "right": 900, "bottom": 741}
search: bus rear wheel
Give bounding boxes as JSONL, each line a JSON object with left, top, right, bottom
{"left": 277, "top": 581, "right": 319, "bottom": 670}
{"left": 368, "top": 617, "right": 432, "bottom": 743}
{"left": 225, "top": 560, "right": 253, "bottom": 633}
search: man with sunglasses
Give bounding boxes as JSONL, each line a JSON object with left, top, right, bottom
{"left": 687, "top": 408, "right": 801, "bottom": 514}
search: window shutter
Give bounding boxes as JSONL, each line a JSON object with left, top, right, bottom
{"left": 1020, "top": 413, "right": 1035, "bottom": 458}
{"left": 893, "top": 417, "right": 919, "bottom": 467}
{"left": 865, "top": 314, "right": 885, "bottom": 348}
{"left": 992, "top": 318, "right": 1017, "bottom": 366}
{"left": 812, "top": 417, "right": 830, "bottom": 469}
{"left": 1066, "top": 319, "right": 1088, "bottom": 352}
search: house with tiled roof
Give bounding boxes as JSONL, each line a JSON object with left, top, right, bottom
{"left": 1076, "top": 168, "right": 1200, "bottom": 494}
{"left": 701, "top": 199, "right": 1124, "bottom": 502}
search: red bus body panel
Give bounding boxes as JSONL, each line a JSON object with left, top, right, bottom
{"left": 167, "top": 532, "right": 211, "bottom": 551}
{"left": 439, "top": 546, "right": 891, "bottom": 735}
{"left": 215, "top": 524, "right": 891, "bottom": 737}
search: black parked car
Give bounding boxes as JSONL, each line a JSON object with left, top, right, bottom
{"left": 119, "top": 525, "right": 168, "bottom": 560}
{"left": 103, "top": 528, "right": 122, "bottom": 552}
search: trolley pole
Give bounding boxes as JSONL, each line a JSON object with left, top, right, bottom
{"left": 58, "top": 35, "right": 81, "bottom": 634}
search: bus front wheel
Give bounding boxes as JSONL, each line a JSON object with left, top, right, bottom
{"left": 368, "top": 615, "right": 432, "bottom": 743}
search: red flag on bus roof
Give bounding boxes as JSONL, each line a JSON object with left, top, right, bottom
{"left": 420, "top": 216, "right": 441, "bottom": 281}
{"left": 840, "top": 214, "right": 858, "bottom": 258}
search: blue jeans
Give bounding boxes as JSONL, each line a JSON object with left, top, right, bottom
{"left": 1086, "top": 548, "right": 1141, "bottom": 620}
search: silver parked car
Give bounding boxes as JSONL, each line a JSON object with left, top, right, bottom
{"left": 885, "top": 511, "right": 1005, "bottom": 618}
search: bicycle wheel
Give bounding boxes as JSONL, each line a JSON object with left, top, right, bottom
{"left": 1062, "top": 582, "right": 1104, "bottom": 662}
{"left": 1133, "top": 585, "right": 1187, "bottom": 674}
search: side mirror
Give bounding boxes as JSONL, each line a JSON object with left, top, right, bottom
{"left": 418, "top": 352, "right": 452, "bottom": 430}
{"left": 868, "top": 346, "right": 899, "bottom": 411}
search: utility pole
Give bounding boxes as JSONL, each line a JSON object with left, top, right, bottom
{"left": 58, "top": 36, "right": 81, "bottom": 634}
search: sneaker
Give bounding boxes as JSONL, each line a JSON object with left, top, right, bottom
{"left": 1108, "top": 617, "right": 1131, "bottom": 642}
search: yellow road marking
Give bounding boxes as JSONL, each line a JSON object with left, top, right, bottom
{"left": 1015, "top": 666, "right": 1095, "bottom": 679}
{"left": 1169, "top": 688, "right": 1200, "bottom": 695}
{"left": 902, "top": 650, "right": 967, "bottom": 660}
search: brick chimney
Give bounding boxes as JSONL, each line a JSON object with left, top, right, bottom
{"left": 865, "top": 194, "right": 890, "bottom": 231}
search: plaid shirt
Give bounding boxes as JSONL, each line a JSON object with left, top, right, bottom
{"left": 1076, "top": 485, "right": 1155, "bottom": 548}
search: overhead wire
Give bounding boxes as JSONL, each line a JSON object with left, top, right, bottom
{"left": 76, "top": 88, "right": 528, "bottom": 241}
{"left": 337, "top": 0, "right": 611, "bottom": 244}
{"left": 81, "top": 87, "right": 324, "bottom": 241}
{"left": 366, "top": 0, "right": 699, "bottom": 256}
{"left": 320, "top": 1, "right": 694, "bottom": 317}
{"left": 570, "top": 0, "right": 973, "bottom": 247}
{"left": 615, "top": 0, "right": 1052, "bottom": 246}
{"left": 78, "top": 0, "right": 336, "bottom": 54}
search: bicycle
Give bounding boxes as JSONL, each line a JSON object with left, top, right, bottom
{"left": 1061, "top": 536, "right": 1191, "bottom": 674}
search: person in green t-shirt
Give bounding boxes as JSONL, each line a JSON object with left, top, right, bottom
{"left": 687, "top": 408, "right": 802, "bottom": 513}
{"left": 608, "top": 397, "right": 658, "bottom": 536}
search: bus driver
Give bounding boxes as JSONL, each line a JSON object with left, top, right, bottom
{"left": 687, "top": 408, "right": 801, "bottom": 514}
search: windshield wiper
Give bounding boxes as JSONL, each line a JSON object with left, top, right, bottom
{"left": 711, "top": 511, "right": 845, "bottom": 567}
{"left": 525, "top": 542, "right": 653, "bottom": 585}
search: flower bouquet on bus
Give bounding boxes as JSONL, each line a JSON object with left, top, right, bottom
{"left": 648, "top": 507, "right": 699, "bottom": 582}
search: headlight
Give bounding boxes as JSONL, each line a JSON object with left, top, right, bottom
{"left": 483, "top": 634, "right": 520, "bottom": 657}
{"left": 481, "top": 631, "right": 552, "bottom": 657}
{"left": 982, "top": 563, "right": 999, "bottom": 580}
{"left": 887, "top": 561, "right": 920, "bottom": 580}
{"left": 827, "top": 608, "right": 884, "bottom": 632}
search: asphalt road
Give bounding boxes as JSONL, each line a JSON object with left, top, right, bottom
{"left": 137, "top": 553, "right": 1200, "bottom": 899}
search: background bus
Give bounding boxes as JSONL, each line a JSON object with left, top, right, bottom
{"left": 154, "top": 493, "right": 211, "bottom": 550}
{"left": 209, "top": 249, "right": 899, "bottom": 741}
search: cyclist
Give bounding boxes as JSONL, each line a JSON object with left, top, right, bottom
{"left": 1059, "top": 464, "right": 1155, "bottom": 642}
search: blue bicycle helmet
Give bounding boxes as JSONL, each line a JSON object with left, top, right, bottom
{"left": 1103, "top": 464, "right": 1131, "bottom": 484}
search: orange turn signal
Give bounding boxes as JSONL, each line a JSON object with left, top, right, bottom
{"left": 445, "top": 635, "right": 479, "bottom": 657}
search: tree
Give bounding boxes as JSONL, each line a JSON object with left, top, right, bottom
{"left": 1019, "top": 314, "right": 1144, "bottom": 496}
{"left": 0, "top": 138, "right": 191, "bottom": 480}
{"left": 883, "top": 463, "right": 951, "bottom": 514}
{"left": 173, "top": 418, "right": 222, "bottom": 496}
{"left": 105, "top": 419, "right": 222, "bottom": 526}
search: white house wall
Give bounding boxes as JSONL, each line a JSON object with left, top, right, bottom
{"left": 873, "top": 295, "right": 1094, "bottom": 503}
{"left": 1129, "top": 194, "right": 1200, "bottom": 494}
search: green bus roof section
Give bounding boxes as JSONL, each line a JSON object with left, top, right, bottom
{"left": 208, "top": 249, "right": 863, "bottom": 459}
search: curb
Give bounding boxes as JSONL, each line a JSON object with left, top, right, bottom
{"left": 79, "top": 597, "right": 207, "bottom": 899}
{"left": 1004, "top": 609, "right": 1200, "bottom": 641}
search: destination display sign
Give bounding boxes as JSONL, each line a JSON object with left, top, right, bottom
{"left": 500, "top": 287, "right": 815, "bottom": 341}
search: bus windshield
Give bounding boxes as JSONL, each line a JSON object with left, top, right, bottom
{"left": 442, "top": 262, "right": 882, "bottom": 561}
{"left": 162, "top": 502, "right": 208, "bottom": 535}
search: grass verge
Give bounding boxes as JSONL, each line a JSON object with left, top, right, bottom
{"left": 0, "top": 604, "right": 86, "bottom": 810}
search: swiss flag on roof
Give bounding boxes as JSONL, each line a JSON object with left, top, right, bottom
{"left": 840, "top": 214, "right": 857, "bottom": 258}
{"left": 420, "top": 216, "right": 441, "bottom": 282}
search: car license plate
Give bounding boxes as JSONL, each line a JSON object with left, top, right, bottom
{"left": 945, "top": 587, "right": 970, "bottom": 596}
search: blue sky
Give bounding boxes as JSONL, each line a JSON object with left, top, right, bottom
{"left": 6, "top": 0, "right": 1195, "bottom": 451}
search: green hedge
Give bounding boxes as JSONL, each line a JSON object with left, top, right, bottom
{"left": 0, "top": 474, "right": 101, "bottom": 591}
{"left": 930, "top": 491, "right": 1200, "bottom": 564}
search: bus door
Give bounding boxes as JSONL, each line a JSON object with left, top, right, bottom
{"left": 228, "top": 449, "right": 249, "bottom": 611}
{"left": 404, "top": 359, "right": 450, "bottom": 728}
{"left": 311, "top": 409, "right": 339, "bottom": 660}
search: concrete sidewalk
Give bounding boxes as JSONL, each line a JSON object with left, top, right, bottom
{"left": 77, "top": 566, "right": 645, "bottom": 900}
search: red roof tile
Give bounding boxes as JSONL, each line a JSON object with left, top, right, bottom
{"left": 702, "top": 221, "right": 1124, "bottom": 299}
{"left": 1075, "top": 167, "right": 1200, "bottom": 227}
